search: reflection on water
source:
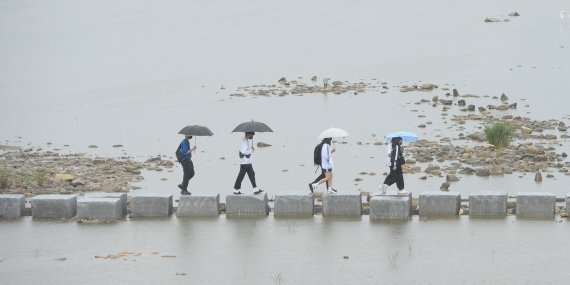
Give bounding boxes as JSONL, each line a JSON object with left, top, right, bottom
{"left": 0, "top": 216, "right": 568, "bottom": 284}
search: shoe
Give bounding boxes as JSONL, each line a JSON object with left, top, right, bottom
{"left": 398, "top": 190, "right": 408, "bottom": 195}
{"left": 308, "top": 183, "right": 314, "bottom": 193}
{"left": 253, "top": 188, "right": 264, "bottom": 195}
{"left": 327, "top": 188, "right": 338, "bottom": 194}
{"left": 178, "top": 184, "right": 185, "bottom": 191}
{"left": 311, "top": 183, "right": 319, "bottom": 191}
{"left": 180, "top": 190, "right": 191, "bottom": 195}
{"left": 233, "top": 190, "right": 243, "bottom": 195}
{"left": 381, "top": 184, "right": 387, "bottom": 195}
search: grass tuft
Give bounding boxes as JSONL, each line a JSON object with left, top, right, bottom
{"left": 484, "top": 121, "right": 514, "bottom": 149}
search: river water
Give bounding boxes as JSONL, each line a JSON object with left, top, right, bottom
{"left": 1, "top": 0, "right": 570, "bottom": 283}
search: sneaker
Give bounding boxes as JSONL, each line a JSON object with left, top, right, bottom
{"left": 308, "top": 183, "right": 314, "bottom": 193}
{"left": 311, "top": 183, "right": 319, "bottom": 191}
{"left": 233, "top": 190, "right": 243, "bottom": 195}
{"left": 180, "top": 190, "right": 191, "bottom": 195}
{"left": 178, "top": 184, "right": 185, "bottom": 191}
{"left": 381, "top": 184, "right": 387, "bottom": 195}
{"left": 398, "top": 190, "right": 408, "bottom": 195}
{"left": 253, "top": 188, "right": 264, "bottom": 195}
{"left": 327, "top": 188, "right": 338, "bottom": 194}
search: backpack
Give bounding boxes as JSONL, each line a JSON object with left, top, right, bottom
{"left": 176, "top": 143, "right": 184, "bottom": 163}
{"left": 313, "top": 143, "right": 323, "bottom": 167}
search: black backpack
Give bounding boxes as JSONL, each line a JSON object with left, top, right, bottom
{"left": 176, "top": 143, "right": 184, "bottom": 163}
{"left": 313, "top": 143, "right": 323, "bottom": 167}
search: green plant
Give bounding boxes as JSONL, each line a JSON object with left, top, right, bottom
{"left": 484, "top": 122, "right": 514, "bottom": 149}
{"left": 0, "top": 169, "right": 11, "bottom": 188}
{"left": 35, "top": 170, "right": 48, "bottom": 186}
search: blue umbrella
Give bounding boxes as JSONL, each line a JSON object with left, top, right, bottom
{"left": 385, "top": 131, "right": 418, "bottom": 142}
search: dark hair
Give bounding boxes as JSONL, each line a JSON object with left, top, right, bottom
{"left": 391, "top": 137, "right": 402, "bottom": 145}
{"left": 245, "top": 132, "right": 255, "bottom": 136}
{"left": 322, "top": 137, "right": 332, "bottom": 145}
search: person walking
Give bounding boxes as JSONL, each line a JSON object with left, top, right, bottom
{"left": 380, "top": 137, "right": 407, "bottom": 195}
{"left": 178, "top": 135, "right": 196, "bottom": 195}
{"left": 309, "top": 138, "right": 330, "bottom": 193}
{"left": 233, "top": 132, "right": 264, "bottom": 195}
{"left": 311, "top": 137, "right": 337, "bottom": 194}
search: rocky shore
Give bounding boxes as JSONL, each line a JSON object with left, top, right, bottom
{"left": 0, "top": 149, "right": 173, "bottom": 197}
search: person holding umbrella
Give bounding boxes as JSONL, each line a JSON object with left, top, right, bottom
{"left": 231, "top": 120, "right": 273, "bottom": 195}
{"left": 233, "top": 132, "right": 263, "bottom": 195}
{"left": 177, "top": 125, "right": 214, "bottom": 196}
{"left": 380, "top": 136, "right": 408, "bottom": 195}
{"left": 310, "top": 127, "right": 348, "bottom": 194}
{"left": 178, "top": 135, "right": 196, "bottom": 195}
{"left": 311, "top": 137, "right": 337, "bottom": 194}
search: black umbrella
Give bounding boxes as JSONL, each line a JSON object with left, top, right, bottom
{"left": 231, "top": 120, "right": 274, "bottom": 133}
{"left": 178, "top": 125, "right": 214, "bottom": 136}
{"left": 178, "top": 125, "right": 214, "bottom": 154}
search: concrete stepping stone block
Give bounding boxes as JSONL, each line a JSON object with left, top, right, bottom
{"left": 516, "top": 192, "right": 555, "bottom": 218}
{"left": 77, "top": 197, "right": 122, "bottom": 221}
{"left": 469, "top": 192, "right": 507, "bottom": 217}
{"left": 0, "top": 194, "right": 26, "bottom": 218}
{"left": 274, "top": 192, "right": 314, "bottom": 218}
{"left": 419, "top": 192, "right": 460, "bottom": 217}
{"left": 130, "top": 193, "right": 173, "bottom": 217}
{"left": 370, "top": 193, "right": 412, "bottom": 220}
{"left": 177, "top": 194, "right": 220, "bottom": 217}
{"left": 31, "top": 194, "right": 77, "bottom": 218}
{"left": 85, "top": 192, "right": 127, "bottom": 217}
{"left": 322, "top": 192, "right": 362, "bottom": 218}
{"left": 225, "top": 193, "right": 268, "bottom": 217}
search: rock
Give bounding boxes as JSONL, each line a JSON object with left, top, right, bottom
{"left": 112, "top": 145, "right": 124, "bottom": 148}
{"left": 425, "top": 164, "right": 441, "bottom": 175}
{"left": 467, "top": 132, "right": 486, "bottom": 142}
{"left": 452, "top": 89, "right": 459, "bottom": 97}
{"left": 418, "top": 124, "right": 426, "bottom": 128}
{"left": 559, "top": 125, "right": 568, "bottom": 132}
{"left": 420, "top": 83, "right": 438, "bottom": 90}
{"left": 508, "top": 12, "right": 520, "bottom": 17}
{"left": 509, "top": 103, "right": 517, "bottom": 109}
{"left": 88, "top": 145, "right": 98, "bottom": 148}
{"left": 278, "top": 77, "right": 287, "bottom": 84}
{"left": 256, "top": 142, "right": 272, "bottom": 148}
{"left": 446, "top": 174, "right": 460, "bottom": 182}
{"left": 544, "top": 134, "right": 557, "bottom": 140}
{"left": 55, "top": 174, "right": 74, "bottom": 182}
{"left": 562, "top": 152, "right": 567, "bottom": 158}
{"left": 546, "top": 174, "right": 554, "bottom": 178}
{"left": 485, "top": 17, "right": 503, "bottom": 22}
{"left": 535, "top": 172, "right": 542, "bottom": 182}
{"left": 354, "top": 178, "right": 363, "bottom": 182}
{"left": 440, "top": 100, "right": 453, "bottom": 105}
{"left": 467, "top": 105, "right": 475, "bottom": 111}
{"left": 160, "top": 160, "right": 174, "bottom": 168}
{"left": 432, "top": 96, "right": 438, "bottom": 102}
{"left": 311, "top": 76, "right": 317, "bottom": 81}
{"left": 476, "top": 168, "right": 490, "bottom": 176}
{"left": 419, "top": 176, "right": 427, "bottom": 180}
{"left": 458, "top": 100, "right": 466, "bottom": 106}
{"left": 526, "top": 145, "right": 543, "bottom": 155}
{"left": 500, "top": 93, "right": 509, "bottom": 101}
{"left": 440, "top": 182, "right": 451, "bottom": 191}
{"left": 520, "top": 126, "right": 532, "bottom": 134}
{"left": 146, "top": 157, "right": 161, "bottom": 163}
{"left": 478, "top": 106, "right": 487, "bottom": 112}
{"left": 483, "top": 143, "right": 495, "bottom": 150}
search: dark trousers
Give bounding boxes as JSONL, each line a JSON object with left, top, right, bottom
{"left": 312, "top": 167, "right": 329, "bottom": 187}
{"left": 383, "top": 165, "right": 404, "bottom": 190}
{"left": 180, "top": 159, "right": 195, "bottom": 190}
{"left": 234, "top": 164, "right": 256, "bottom": 190}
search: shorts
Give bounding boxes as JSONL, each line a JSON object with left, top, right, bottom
{"left": 324, "top": 168, "right": 333, "bottom": 172}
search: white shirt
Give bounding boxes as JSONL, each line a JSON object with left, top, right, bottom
{"left": 239, "top": 137, "right": 253, "bottom": 164}
{"left": 321, "top": 143, "right": 334, "bottom": 169}
{"left": 386, "top": 143, "right": 399, "bottom": 167}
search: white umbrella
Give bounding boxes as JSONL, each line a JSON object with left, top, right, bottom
{"left": 318, "top": 127, "right": 349, "bottom": 139}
